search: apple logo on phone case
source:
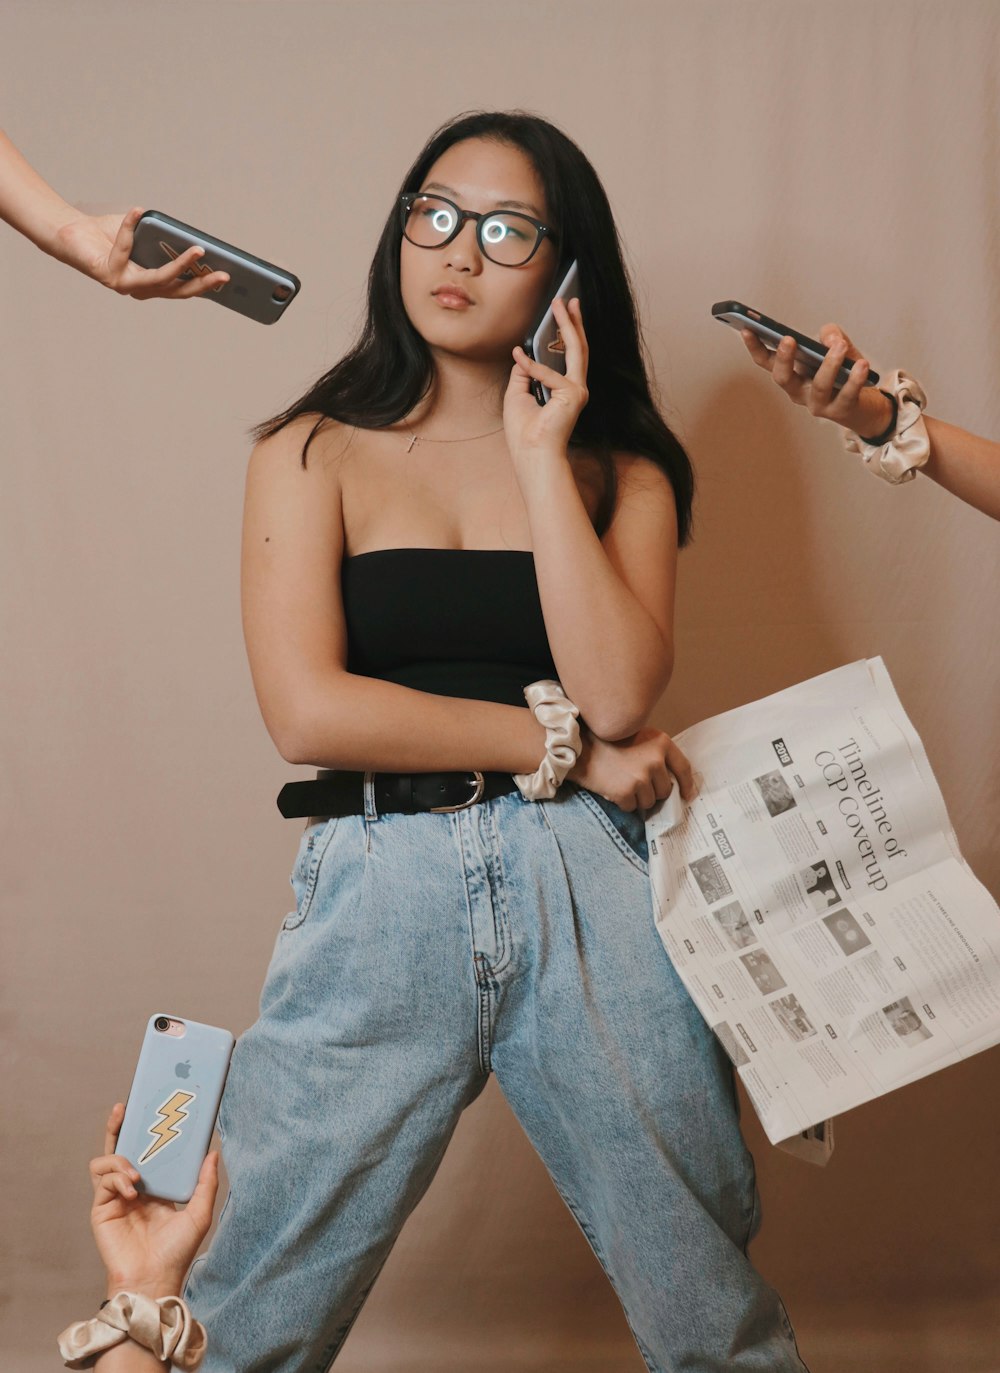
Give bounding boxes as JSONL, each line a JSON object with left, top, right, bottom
{"left": 175, "top": 1060, "right": 192, "bottom": 1079}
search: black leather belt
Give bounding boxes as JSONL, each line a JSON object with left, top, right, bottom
{"left": 276, "top": 769, "right": 519, "bottom": 819}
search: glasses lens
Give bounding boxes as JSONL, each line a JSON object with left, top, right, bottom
{"left": 404, "top": 195, "right": 458, "bottom": 247}
{"left": 479, "top": 213, "right": 539, "bottom": 266}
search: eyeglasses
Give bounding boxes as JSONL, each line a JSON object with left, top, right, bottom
{"left": 399, "top": 192, "right": 555, "bottom": 267}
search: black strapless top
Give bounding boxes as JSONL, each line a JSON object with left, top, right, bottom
{"left": 341, "top": 548, "right": 557, "bottom": 707}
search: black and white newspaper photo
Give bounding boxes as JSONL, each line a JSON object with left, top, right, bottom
{"left": 646, "top": 657, "right": 1000, "bottom": 1153}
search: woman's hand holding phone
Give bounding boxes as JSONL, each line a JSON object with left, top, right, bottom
{"left": 90, "top": 1102, "right": 219, "bottom": 1300}
{"left": 55, "top": 206, "right": 230, "bottom": 300}
{"left": 505, "top": 295, "right": 589, "bottom": 466}
{"left": 742, "top": 322, "right": 895, "bottom": 438}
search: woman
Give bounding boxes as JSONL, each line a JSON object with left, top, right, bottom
{"left": 179, "top": 111, "right": 810, "bottom": 1371}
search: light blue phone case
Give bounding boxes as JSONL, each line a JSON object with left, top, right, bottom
{"left": 117, "top": 1015, "right": 235, "bottom": 1203}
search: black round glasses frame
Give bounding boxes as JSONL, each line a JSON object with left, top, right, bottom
{"left": 399, "top": 191, "right": 556, "bottom": 267}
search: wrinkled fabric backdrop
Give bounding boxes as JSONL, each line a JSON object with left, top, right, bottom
{"left": 3, "top": 3, "right": 998, "bottom": 1370}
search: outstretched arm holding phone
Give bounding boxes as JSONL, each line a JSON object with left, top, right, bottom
{"left": 741, "top": 322, "right": 1000, "bottom": 521}
{"left": 0, "top": 129, "right": 228, "bottom": 300}
{"left": 58, "top": 1104, "right": 217, "bottom": 1370}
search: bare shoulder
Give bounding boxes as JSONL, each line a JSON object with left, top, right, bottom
{"left": 247, "top": 413, "right": 357, "bottom": 485}
{"left": 243, "top": 414, "right": 355, "bottom": 561}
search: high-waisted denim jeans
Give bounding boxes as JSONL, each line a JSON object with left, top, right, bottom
{"left": 185, "top": 784, "right": 810, "bottom": 1373}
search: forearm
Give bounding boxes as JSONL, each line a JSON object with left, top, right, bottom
{"left": 268, "top": 670, "right": 547, "bottom": 772}
{"left": 920, "top": 415, "right": 1000, "bottom": 521}
{"left": 0, "top": 130, "right": 81, "bottom": 254}
{"left": 519, "top": 455, "right": 671, "bottom": 738}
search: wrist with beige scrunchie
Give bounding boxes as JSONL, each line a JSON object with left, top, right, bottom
{"left": 58, "top": 1289, "right": 207, "bottom": 1369}
{"left": 513, "top": 679, "right": 582, "bottom": 800}
{"left": 843, "top": 367, "right": 930, "bottom": 485}
{"left": 63, "top": 1102, "right": 219, "bottom": 1369}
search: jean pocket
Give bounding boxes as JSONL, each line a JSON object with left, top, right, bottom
{"left": 282, "top": 817, "right": 339, "bottom": 931}
{"left": 575, "top": 789, "right": 649, "bottom": 874}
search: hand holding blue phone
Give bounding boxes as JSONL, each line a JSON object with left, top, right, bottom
{"left": 115, "top": 1015, "right": 234, "bottom": 1205}
{"left": 90, "top": 1099, "right": 220, "bottom": 1300}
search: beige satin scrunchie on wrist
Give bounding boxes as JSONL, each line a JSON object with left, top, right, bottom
{"left": 57, "top": 1291, "right": 207, "bottom": 1370}
{"left": 842, "top": 367, "right": 930, "bottom": 484}
{"left": 513, "top": 679, "right": 582, "bottom": 801}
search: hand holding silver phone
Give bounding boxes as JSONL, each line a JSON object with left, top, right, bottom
{"left": 130, "top": 211, "right": 300, "bottom": 325}
{"left": 524, "top": 260, "right": 580, "bottom": 404}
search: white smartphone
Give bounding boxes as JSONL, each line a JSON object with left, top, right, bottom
{"left": 116, "top": 1014, "right": 234, "bottom": 1203}
{"left": 524, "top": 259, "right": 580, "bottom": 404}
{"left": 712, "top": 300, "right": 880, "bottom": 389}
{"left": 130, "top": 211, "right": 301, "bottom": 325}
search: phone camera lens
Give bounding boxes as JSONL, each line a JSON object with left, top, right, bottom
{"left": 154, "top": 1016, "right": 170, "bottom": 1032}
{"left": 272, "top": 284, "right": 292, "bottom": 302}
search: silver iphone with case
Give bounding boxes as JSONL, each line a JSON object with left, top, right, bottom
{"left": 130, "top": 211, "right": 300, "bottom": 324}
{"left": 524, "top": 259, "right": 580, "bottom": 404}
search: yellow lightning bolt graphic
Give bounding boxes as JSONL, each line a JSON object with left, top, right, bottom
{"left": 138, "top": 1090, "right": 196, "bottom": 1164}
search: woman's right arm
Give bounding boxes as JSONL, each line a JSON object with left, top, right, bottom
{"left": 241, "top": 418, "right": 548, "bottom": 774}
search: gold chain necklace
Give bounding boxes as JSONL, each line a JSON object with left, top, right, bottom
{"left": 404, "top": 424, "right": 504, "bottom": 454}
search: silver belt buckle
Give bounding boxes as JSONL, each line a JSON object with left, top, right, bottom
{"left": 430, "top": 770, "right": 485, "bottom": 813}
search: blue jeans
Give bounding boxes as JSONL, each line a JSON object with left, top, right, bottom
{"left": 185, "top": 785, "right": 810, "bottom": 1372}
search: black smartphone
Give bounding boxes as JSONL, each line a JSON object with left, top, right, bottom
{"left": 524, "top": 259, "right": 579, "bottom": 404}
{"left": 712, "top": 300, "right": 879, "bottom": 389}
{"left": 130, "top": 211, "right": 301, "bottom": 325}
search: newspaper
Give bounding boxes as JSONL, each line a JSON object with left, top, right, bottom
{"left": 646, "top": 658, "right": 1000, "bottom": 1164}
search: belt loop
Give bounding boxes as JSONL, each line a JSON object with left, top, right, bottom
{"left": 363, "top": 771, "right": 378, "bottom": 822}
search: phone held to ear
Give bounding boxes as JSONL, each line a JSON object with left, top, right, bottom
{"left": 712, "top": 300, "right": 880, "bottom": 389}
{"left": 525, "top": 260, "right": 580, "bottom": 404}
{"left": 116, "top": 1014, "right": 235, "bottom": 1203}
{"left": 129, "top": 211, "right": 301, "bottom": 324}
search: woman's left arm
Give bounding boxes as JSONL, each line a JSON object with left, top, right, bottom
{"left": 505, "top": 296, "right": 678, "bottom": 740}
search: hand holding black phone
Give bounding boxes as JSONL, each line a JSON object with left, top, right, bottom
{"left": 712, "top": 301, "right": 880, "bottom": 390}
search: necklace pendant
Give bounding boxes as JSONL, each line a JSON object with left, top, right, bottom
{"left": 406, "top": 434, "right": 418, "bottom": 453}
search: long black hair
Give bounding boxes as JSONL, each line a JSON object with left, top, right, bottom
{"left": 254, "top": 110, "right": 694, "bottom": 544}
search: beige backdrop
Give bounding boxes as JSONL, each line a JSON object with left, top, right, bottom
{"left": 3, "top": 2, "right": 999, "bottom": 1370}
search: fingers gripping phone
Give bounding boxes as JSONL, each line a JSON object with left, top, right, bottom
{"left": 116, "top": 1014, "right": 235, "bottom": 1203}
{"left": 524, "top": 259, "right": 579, "bottom": 404}
{"left": 712, "top": 300, "right": 880, "bottom": 389}
{"left": 130, "top": 211, "right": 301, "bottom": 325}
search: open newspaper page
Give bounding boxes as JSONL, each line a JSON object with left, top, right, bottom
{"left": 646, "top": 657, "right": 1000, "bottom": 1154}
